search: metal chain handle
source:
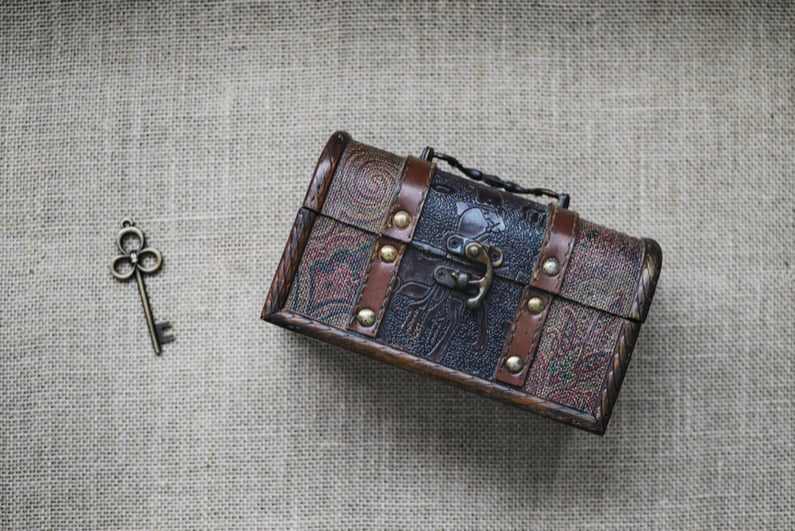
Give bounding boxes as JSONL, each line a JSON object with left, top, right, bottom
{"left": 420, "top": 147, "right": 570, "bottom": 208}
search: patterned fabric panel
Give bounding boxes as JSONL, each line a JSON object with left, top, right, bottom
{"left": 559, "top": 219, "right": 645, "bottom": 318}
{"left": 377, "top": 246, "right": 524, "bottom": 380}
{"left": 285, "top": 215, "right": 376, "bottom": 328}
{"left": 320, "top": 141, "right": 404, "bottom": 233}
{"left": 524, "top": 298, "right": 623, "bottom": 414}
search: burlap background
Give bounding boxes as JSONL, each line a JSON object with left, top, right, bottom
{"left": 2, "top": 2, "right": 793, "bottom": 529}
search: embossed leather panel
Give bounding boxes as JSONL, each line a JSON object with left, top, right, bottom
{"left": 376, "top": 246, "right": 523, "bottom": 379}
{"left": 412, "top": 169, "right": 549, "bottom": 284}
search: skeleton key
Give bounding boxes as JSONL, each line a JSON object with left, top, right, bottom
{"left": 110, "top": 218, "right": 174, "bottom": 354}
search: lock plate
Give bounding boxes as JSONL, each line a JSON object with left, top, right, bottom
{"left": 432, "top": 234, "right": 504, "bottom": 310}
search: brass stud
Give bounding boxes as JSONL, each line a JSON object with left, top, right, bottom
{"left": 465, "top": 242, "right": 482, "bottom": 259}
{"left": 356, "top": 308, "right": 376, "bottom": 327}
{"left": 392, "top": 210, "right": 411, "bottom": 229}
{"left": 379, "top": 244, "right": 398, "bottom": 263}
{"left": 542, "top": 257, "right": 561, "bottom": 276}
{"left": 527, "top": 296, "right": 545, "bottom": 314}
{"left": 505, "top": 356, "right": 524, "bottom": 374}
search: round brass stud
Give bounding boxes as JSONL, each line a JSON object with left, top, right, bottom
{"left": 465, "top": 242, "right": 482, "bottom": 259}
{"left": 356, "top": 308, "right": 376, "bottom": 327}
{"left": 527, "top": 296, "right": 545, "bottom": 315}
{"left": 505, "top": 356, "right": 524, "bottom": 374}
{"left": 392, "top": 210, "right": 411, "bottom": 229}
{"left": 379, "top": 245, "right": 398, "bottom": 263}
{"left": 542, "top": 257, "right": 561, "bottom": 276}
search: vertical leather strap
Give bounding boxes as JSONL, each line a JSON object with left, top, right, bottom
{"left": 495, "top": 205, "right": 578, "bottom": 386}
{"left": 381, "top": 156, "right": 434, "bottom": 243}
{"left": 347, "top": 238, "right": 406, "bottom": 337}
{"left": 494, "top": 288, "right": 553, "bottom": 386}
{"left": 348, "top": 154, "right": 433, "bottom": 337}
{"left": 529, "top": 204, "right": 579, "bottom": 294}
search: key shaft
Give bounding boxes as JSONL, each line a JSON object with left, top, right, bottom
{"left": 134, "top": 267, "right": 161, "bottom": 355}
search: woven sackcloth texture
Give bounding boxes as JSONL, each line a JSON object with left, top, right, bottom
{"left": 2, "top": 2, "right": 793, "bottom": 529}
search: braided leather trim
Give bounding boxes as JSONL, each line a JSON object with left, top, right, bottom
{"left": 591, "top": 238, "right": 661, "bottom": 430}
{"left": 629, "top": 238, "right": 663, "bottom": 322}
{"left": 593, "top": 319, "right": 641, "bottom": 431}
{"left": 262, "top": 208, "right": 317, "bottom": 319}
{"left": 303, "top": 131, "right": 352, "bottom": 212}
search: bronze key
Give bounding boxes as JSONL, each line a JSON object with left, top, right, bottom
{"left": 110, "top": 218, "right": 174, "bottom": 354}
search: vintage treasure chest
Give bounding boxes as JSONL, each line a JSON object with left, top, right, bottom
{"left": 262, "top": 132, "right": 661, "bottom": 434}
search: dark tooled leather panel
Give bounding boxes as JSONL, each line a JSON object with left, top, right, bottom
{"left": 412, "top": 169, "right": 549, "bottom": 284}
{"left": 376, "top": 246, "right": 523, "bottom": 380}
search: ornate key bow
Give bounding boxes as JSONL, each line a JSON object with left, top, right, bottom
{"left": 111, "top": 220, "right": 162, "bottom": 281}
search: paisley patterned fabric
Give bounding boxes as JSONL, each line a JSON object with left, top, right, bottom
{"left": 560, "top": 219, "right": 645, "bottom": 318}
{"left": 320, "top": 141, "right": 404, "bottom": 233}
{"left": 286, "top": 216, "right": 376, "bottom": 328}
{"left": 524, "top": 298, "right": 623, "bottom": 414}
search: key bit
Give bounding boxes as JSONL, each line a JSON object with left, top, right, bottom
{"left": 110, "top": 218, "right": 174, "bottom": 355}
{"left": 155, "top": 321, "right": 176, "bottom": 345}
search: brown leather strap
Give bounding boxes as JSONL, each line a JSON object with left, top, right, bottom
{"left": 348, "top": 238, "right": 406, "bottom": 337}
{"left": 494, "top": 287, "right": 553, "bottom": 386}
{"left": 495, "top": 205, "right": 578, "bottom": 386}
{"left": 381, "top": 156, "right": 434, "bottom": 243}
{"left": 529, "top": 204, "right": 578, "bottom": 294}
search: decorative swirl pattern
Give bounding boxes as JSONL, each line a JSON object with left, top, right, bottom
{"left": 321, "top": 141, "right": 404, "bottom": 232}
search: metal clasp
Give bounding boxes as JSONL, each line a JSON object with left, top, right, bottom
{"left": 434, "top": 235, "right": 503, "bottom": 310}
